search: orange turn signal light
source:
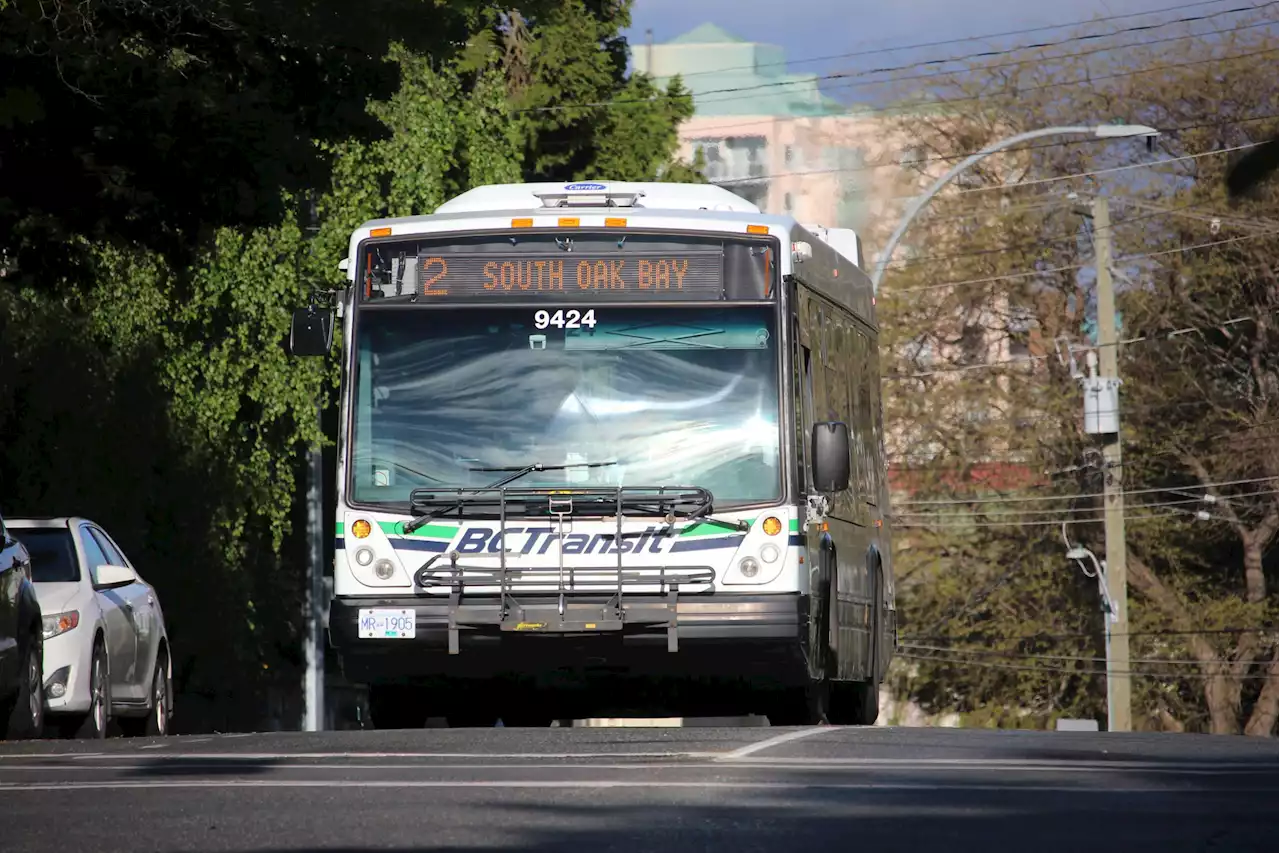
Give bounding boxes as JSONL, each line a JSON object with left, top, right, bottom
{"left": 351, "top": 519, "right": 373, "bottom": 539}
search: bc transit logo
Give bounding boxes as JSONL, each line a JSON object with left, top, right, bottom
{"left": 564, "top": 182, "right": 607, "bottom": 191}
{"left": 452, "top": 525, "right": 675, "bottom": 556}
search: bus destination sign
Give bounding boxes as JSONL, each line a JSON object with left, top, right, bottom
{"left": 411, "top": 251, "right": 725, "bottom": 301}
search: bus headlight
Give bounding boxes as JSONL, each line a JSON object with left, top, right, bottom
{"left": 738, "top": 557, "right": 760, "bottom": 578}
{"left": 373, "top": 559, "right": 397, "bottom": 580}
{"left": 354, "top": 547, "right": 375, "bottom": 567}
{"left": 760, "top": 543, "right": 781, "bottom": 564}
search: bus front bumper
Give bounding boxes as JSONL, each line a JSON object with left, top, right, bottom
{"left": 328, "top": 593, "right": 809, "bottom": 681}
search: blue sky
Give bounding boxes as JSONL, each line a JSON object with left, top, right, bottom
{"left": 621, "top": 0, "right": 1223, "bottom": 101}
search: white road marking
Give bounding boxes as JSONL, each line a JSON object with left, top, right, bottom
{"left": 0, "top": 779, "right": 1267, "bottom": 793}
{"left": 719, "top": 726, "right": 837, "bottom": 760}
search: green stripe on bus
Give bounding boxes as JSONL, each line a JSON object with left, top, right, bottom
{"left": 380, "top": 521, "right": 457, "bottom": 540}
{"left": 680, "top": 518, "right": 755, "bottom": 538}
{"left": 790, "top": 518, "right": 799, "bottom": 532}
{"left": 335, "top": 521, "right": 458, "bottom": 540}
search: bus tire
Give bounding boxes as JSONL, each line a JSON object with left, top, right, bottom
{"left": 830, "top": 679, "right": 878, "bottom": 726}
{"left": 828, "top": 550, "right": 882, "bottom": 726}
{"left": 367, "top": 685, "right": 428, "bottom": 730}
{"left": 766, "top": 680, "right": 829, "bottom": 726}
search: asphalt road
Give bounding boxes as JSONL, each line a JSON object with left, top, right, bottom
{"left": 2, "top": 725, "right": 1275, "bottom": 853}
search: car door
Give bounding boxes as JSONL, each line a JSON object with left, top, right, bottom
{"left": 90, "top": 527, "right": 155, "bottom": 702}
{"left": 79, "top": 525, "right": 138, "bottom": 702}
{"left": 0, "top": 512, "right": 23, "bottom": 689}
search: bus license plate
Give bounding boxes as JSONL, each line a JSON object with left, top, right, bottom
{"left": 358, "top": 609, "right": 416, "bottom": 639}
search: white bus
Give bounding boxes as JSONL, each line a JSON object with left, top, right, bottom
{"left": 289, "top": 181, "right": 895, "bottom": 727}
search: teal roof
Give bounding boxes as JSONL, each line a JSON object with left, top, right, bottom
{"left": 669, "top": 23, "right": 747, "bottom": 44}
{"left": 641, "top": 25, "right": 844, "bottom": 118}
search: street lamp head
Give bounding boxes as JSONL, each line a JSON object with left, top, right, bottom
{"left": 1093, "top": 124, "right": 1161, "bottom": 139}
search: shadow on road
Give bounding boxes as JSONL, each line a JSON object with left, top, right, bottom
{"left": 147, "top": 780, "right": 1275, "bottom": 853}
{"left": 118, "top": 757, "right": 283, "bottom": 778}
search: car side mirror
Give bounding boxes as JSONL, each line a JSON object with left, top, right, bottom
{"left": 290, "top": 306, "right": 334, "bottom": 357}
{"left": 94, "top": 563, "right": 138, "bottom": 589}
{"left": 811, "top": 421, "right": 851, "bottom": 493}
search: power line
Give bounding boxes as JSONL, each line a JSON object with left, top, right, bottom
{"left": 883, "top": 199, "right": 1209, "bottom": 271}
{"left": 703, "top": 113, "right": 1275, "bottom": 186}
{"left": 641, "top": 6, "right": 1276, "bottom": 115}
{"left": 696, "top": 103, "right": 1280, "bottom": 204}
{"left": 898, "top": 651, "right": 1278, "bottom": 679}
{"left": 894, "top": 509, "right": 1187, "bottom": 528}
{"left": 900, "top": 642, "right": 1262, "bottom": 666}
{"left": 728, "top": 142, "right": 1267, "bottom": 196}
{"left": 886, "top": 314, "right": 1263, "bottom": 378}
{"left": 657, "top": 0, "right": 1257, "bottom": 80}
{"left": 886, "top": 233, "right": 1273, "bottom": 295}
{"left": 895, "top": 476, "right": 1278, "bottom": 506}
{"left": 691, "top": 15, "right": 1275, "bottom": 113}
{"left": 954, "top": 142, "right": 1273, "bottom": 195}
{"left": 901, "top": 626, "right": 1277, "bottom": 643}
{"left": 893, "top": 487, "right": 1278, "bottom": 518}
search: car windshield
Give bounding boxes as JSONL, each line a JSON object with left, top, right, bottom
{"left": 349, "top": 304, "right": 782, "bottom": 507}
{"left": 13, "top": 528, "right": 80, "bottom": 583}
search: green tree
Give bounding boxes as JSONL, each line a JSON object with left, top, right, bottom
{"left": 878, "top": 16, "right": 1277, "bottom": 733}
{"left": 0, "top": 0, "right": 702, "bottom": 730}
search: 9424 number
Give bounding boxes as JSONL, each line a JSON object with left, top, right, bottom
{"left": 534, "top": 309, "right": 597, "bottom": 330}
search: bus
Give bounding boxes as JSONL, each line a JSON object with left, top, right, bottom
{"left": 288, "top": 181, "right": 895, "bottom": 728}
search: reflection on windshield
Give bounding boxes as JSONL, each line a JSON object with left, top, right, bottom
{"left": 350, "top": 306, "right": 782, "bottom": 506}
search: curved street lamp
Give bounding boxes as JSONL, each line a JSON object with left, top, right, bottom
{"left": 869, "top": 124, "right": 1162, "bottom": 294}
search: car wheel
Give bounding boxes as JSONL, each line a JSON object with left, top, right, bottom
{"left": 2, "top": 634, "right": 45, "bottom": 740}
{"left": 70, "top": 643, "right": 110, "bottom": 739}
{"left": 120, "top": 651, "right": 170, "bottom": 737}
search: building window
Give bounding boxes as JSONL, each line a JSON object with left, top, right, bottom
{"left": 784, "top": 192, "right": 794, "bottom": 212}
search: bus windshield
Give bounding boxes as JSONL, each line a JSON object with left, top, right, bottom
{"left": 349, "top": 305, "right": 782, "bottom": 508}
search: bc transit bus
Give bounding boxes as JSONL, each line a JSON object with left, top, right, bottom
{"left": 288, "top": 181, "right": 894, "bottom": 728}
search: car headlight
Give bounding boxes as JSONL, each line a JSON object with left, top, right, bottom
{"left": 42, "top": 610, "right": 80, "bottom": 640}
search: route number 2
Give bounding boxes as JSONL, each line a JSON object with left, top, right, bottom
{"left": 535, "top": 309, "right": 597, "bottom": 330}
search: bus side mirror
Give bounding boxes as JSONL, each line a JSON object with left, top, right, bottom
{"left": 290, "top": 307, "right": 334, "bottom": 357}
{"left": 811, "top": 421, "right": 851, "bottom": 493}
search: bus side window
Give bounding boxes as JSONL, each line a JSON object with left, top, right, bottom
{"left": 793, "top": 318, "right": 810, "bottom": 495}
{"left": 800, "top": 345, "right": 816, "bottom": 491}
{"left": 852, "top": 327, "right": 877, "bottom": 507}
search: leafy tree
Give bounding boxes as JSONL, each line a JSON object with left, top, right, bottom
{"left": 0, "top": 0, "right": 485, "bottom": 283}
{"left": 877, "top": 15, "right": 1277, "bottom": 733}
{"left": 0, "top": 0, "right": 700, "bottom": 730}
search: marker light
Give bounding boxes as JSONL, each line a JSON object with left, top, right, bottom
{"left": 370, "top": 227, "right": 392, "bottom": 237}
{"left": 511, "top": 218, "right": 533, "bottom": 228}
{"left": 761, "top": 516, "right": 783, "bottom": 536}
{"left": 604, "top": 218, "right": 627, "bottom": 227}
{"left": 558, "top": 217, "right": 580, "bottom": 227}
{"left": 747, "top": 225, "right": 769, "bottom": 234}
{"left": 351, "top": 519, "right": 372, "bottom": 539}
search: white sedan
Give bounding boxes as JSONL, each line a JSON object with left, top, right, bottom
{"left": 6, "top": 517, "right": 173, "bottom": 739}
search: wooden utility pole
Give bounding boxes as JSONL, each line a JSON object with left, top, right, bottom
{"left": 1092, "top": 195, "right": 1132, "bottom": 732}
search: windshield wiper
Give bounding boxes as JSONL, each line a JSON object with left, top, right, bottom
{"left": 402, "top": 461, "right": 617, "bottom": 533}
{"left": 619, "top": 493, "right": 749, "bottom": 532}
